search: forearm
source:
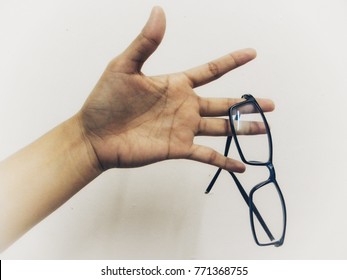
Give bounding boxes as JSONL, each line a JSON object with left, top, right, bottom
{"left": 0, "top": 115, "right": 102, "bottom": 252}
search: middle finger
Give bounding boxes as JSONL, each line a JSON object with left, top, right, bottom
{"left": 197, "top": 118, "right": 267, "bottom": 136}
{"left": 199, "top": 97, "right": 275, "bottom": 117}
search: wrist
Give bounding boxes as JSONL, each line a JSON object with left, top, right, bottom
{"left": 70, "top": 113, "right": 104, "bottom": 179}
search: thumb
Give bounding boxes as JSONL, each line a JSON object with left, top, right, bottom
{"left": 110, "top": 6, "right": 166, "bottom": 73}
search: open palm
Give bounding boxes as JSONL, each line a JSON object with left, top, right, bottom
{"left": 79, "top": 7, "right": 274, "bottom": 172}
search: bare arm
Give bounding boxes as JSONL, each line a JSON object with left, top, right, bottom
{"left": 0, "top": 6, "right": 274, "bottom": 252}
{"left": 0, "top": 117, "right": 101, "bottom": 251}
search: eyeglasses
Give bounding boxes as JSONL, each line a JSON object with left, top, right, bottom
{"left": 205, "top": 94, "right": 287, "bottom": 247}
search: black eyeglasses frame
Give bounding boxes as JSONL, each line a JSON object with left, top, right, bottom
{"left": 205, "top": 94, "right": 287, "bottom": 247}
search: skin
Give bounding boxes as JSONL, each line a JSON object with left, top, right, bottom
{"left": 0, "top": 6, "right": 274, "bottom": 252}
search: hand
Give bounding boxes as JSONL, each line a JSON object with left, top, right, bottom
{"left": 78, "top": 6, "right": 274, "bottom": 172}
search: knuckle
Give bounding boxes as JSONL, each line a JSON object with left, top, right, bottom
{"left": 197, "top": 118, "right": 208, "bottom": 135}
{"left": 224, "top": 119, "right": 231, "bottom": 135}
{"left": 208, "top": 150, "right": 219, "bottom": 164}
{"left": 140, "top": 32, "right": 160, "bottom": 48}
{"left": 229, "top": 52, "right": 241, "bottom": 67}
{"left": 207, "top": 62, "right": 221, "bottom": 79}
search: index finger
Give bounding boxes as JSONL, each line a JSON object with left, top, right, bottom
{"left": 183, "top": 48, "right": 257, "bottom": 88}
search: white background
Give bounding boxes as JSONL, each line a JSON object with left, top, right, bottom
{"left": 0, "top": 0, "right": 346, "bottom": 259}
{"left": 2, "top": 260, "right": 347, "bottom": 279}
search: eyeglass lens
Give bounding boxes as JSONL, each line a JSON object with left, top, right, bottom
{"left": 230, "top": 103, "right": 270, "bottom": 164}
{"left": 251, "top": 182, "right": 285, "bottom": 245}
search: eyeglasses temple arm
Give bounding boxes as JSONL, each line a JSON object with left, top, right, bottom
{"left": 205, "top": 167, "right": 221, "bottom": 194}
{"left": 205, "top": 136, "right": 233, "bottom": 194}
